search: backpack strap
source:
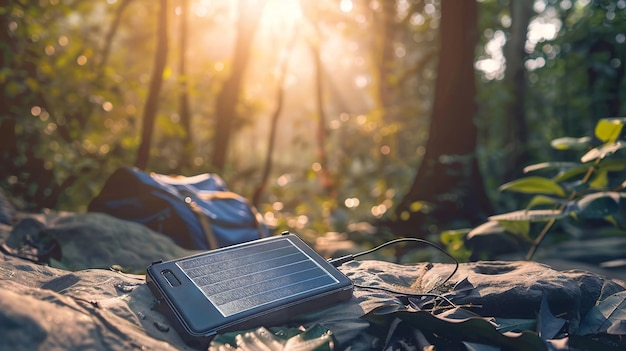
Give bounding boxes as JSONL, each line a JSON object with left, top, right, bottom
{"left": 187, "top": 200, "right": 219, "bottom": 250}
{"left": 194, "top": 191, "right": 243, "bottom": 201}
{"left": 194, "top": 191, "right": 266, "bottom": 240}
{"left": 248, "top": 205, "right": 267, "bottom": 239}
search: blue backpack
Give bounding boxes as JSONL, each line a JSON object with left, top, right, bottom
{"left": 88, "top": 167, "right": 268, "bottom": 250}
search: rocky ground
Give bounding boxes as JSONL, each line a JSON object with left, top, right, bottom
{"left": 1, "top": 192, "right": 626, "bottom": 350}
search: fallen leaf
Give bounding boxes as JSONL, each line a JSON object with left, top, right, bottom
{"left": 577, "top": 291, "right": 626, "bottom": 336}
{"left": 538, "top": 294, "right": 566, "bottom": 340}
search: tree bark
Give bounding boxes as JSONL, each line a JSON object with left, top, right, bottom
{"left": 374, "top": 0, "right": 396, "bottom": 116}
{"left": 177, "top": 0, "right": 193, "bottom": 171}
{"left": 252, "top": 28, "right": 299, "bottom": 207}
{"left": 210, "top": 0, "right": 266, "bottom": 172}
{"left": 373, "top": 0, "right": 398, "bottom": 179}
{"left": 0, "top": 6, "right": 17, "bottom": 159}
{"left": 392, "top": 0, "right": 492, "bottom": 232}
{"left": 135, "top": 0, "right": 168, "bottom": 170}
{"left": 98, "top": 0, "right": 133, "bottom": 78}
{"left": 501, "top": 0, "right": 533, "bottom": 182}
{"left": 309, "top": 37, "right": 335, "bottom": 197}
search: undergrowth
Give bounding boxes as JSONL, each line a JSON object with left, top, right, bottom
{"left": 441, "top": 117, "right": 626, "bottom": 262}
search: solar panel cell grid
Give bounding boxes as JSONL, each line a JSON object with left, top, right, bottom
{"left": 176, "top": 238, "right": 339, "bottom": 317}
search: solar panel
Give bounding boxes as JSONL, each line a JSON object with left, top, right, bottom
{"left": 177, "top": 238, "right": 340, "bottom": 317}
{"left": 146, "top": 233, "right": 353, "bottom": 348}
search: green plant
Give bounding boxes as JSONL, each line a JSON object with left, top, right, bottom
{"left": 444, "top": 117, "right": 626, "bottom": 262}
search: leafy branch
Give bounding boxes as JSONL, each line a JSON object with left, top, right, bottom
{"left": 445, "top": 117, "right": 626, "bottom": 261}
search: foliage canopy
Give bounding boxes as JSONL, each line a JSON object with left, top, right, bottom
{"left": 2, "top": 0, "right": 626, "bottom": 244}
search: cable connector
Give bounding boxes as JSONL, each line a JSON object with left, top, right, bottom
{"left": 328, "top": 254, "right": 355, "bottom": 267}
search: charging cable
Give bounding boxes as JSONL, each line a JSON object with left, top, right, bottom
{"left": 329, "top": 237, "right": 459, "bottom": 294}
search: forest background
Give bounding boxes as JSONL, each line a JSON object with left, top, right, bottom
{"left": 2, "top": 0, "right": 626, "bottom": 262}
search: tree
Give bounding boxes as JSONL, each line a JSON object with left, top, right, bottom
{"left": 135, "top": 0, "right": 168, "bottom": 170}
{"left": 176, "top": 0, "right": 193, "bottom": 172}
{"left": 210, "top": 0, "right": 266, "bottom": 172}
{"left": 501, "top": 0, "right": 534, "bottom": 183}
{"left": 372, "top": 0, "right": 396, "bottom": 121}
{"left": 392, "top": 0, "right": 493, "bottom": 232}
{"left": 97, "top": 0, "right": 133, "bottom": 80}
{"left": 582, "top": 2, "right": 626, "bottom": 121}
{"left": 0, "top": 2, "right": 80, "bottom": 210}
{"left": 252, "top": 27, "right": 299, "bottom": 207}
{"left": 0, "top": 2, "right": 19, "bottom": 165}
{"left": 308, "top": 22, "right": 335, "bottom": 198}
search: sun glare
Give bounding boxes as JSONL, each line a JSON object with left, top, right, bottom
{"left": 340, "top": 0, "right": 353, "bottom": 13}
{"left": 261, "top": 0, "right": 303, "bottom": 27}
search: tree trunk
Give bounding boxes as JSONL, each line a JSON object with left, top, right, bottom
{"left": 177, "top": 0, "right": 193, "bottom": 172}
{"left": 309, "top": 37, "right": 335, "bottom": 197}
{"left": 135, "top": 0, "right": 168, "bottom": 170}
{"left": 501, "top": 0, "right": 533, "bottom": 182}
{"left": 252, "top": 28, "right": 299, "bottom": 207}
{"left": 98, "top": 0, "right": 133, "bottom": 78}
{"left": 373, "top": 0, "right": 399, "bottom": 183}
{"left": 210, "top": 0, "right": 266, "bottom": 172}
{"left": 0, "top": 6, "right": 17, "bottom": 160}
{"left": 373, "top": 0, "right": 396, "bottom": 116}
{"left": 392, "top": 0, "right": 492, "bottom": 233}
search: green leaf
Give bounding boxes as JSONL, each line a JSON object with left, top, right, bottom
{"left": 464, "top": 222, "right": 527, "bottom": 257}
{"left": 560, "top": 180, "right": 590, "bottom": 194}
{"left": 573, "top": 192, "right": 622, "bottom": 219}
{"left": 594, "top": 118, "right": 626, "bottom": 143}
{"left": 596, "top": 159, "right": 626, "bottom": 172}
{"left": 466, "top": 221, "right": 507, "bottom": 239}
{"left": 550, "top": 136, "right": 592, "bottom": 150}
{"left": 581, "top": 141, "right": 626, "bottom": 163}
{"left": 552, "top": 165, "right": 592, "bottom": 183}
{"left": 588, "top": 168, "right": 609, "bottom": 190}
{"left": 499, "top": 177, "right": 567, "bottom": 197}
{"left": 489, "top": 210, "right": 567, "bottom": 222}
{"left": 440, "top": 229, "right": 472, "bottom": 260}
{"left": 523, "top": 162, "right": 581, "bottom": 174}
{"left": 577, "top": 291, "right": 626, "bottom": 336}
{"left": 440, "top": 228, "right": 471, "bottom": 245}
{"left": 526, "top": 195, "right": 569, "bottom": 210}
{"left": 486, "top": 211, "right": 564, "bottom": 238}
{"left": 497, "top": 219, "right": 531, "bottom": 238}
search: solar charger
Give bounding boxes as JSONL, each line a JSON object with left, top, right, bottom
{"left": 146, "top": 233, "right": 354, "bottom": 348}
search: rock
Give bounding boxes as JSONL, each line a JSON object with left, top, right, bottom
{"left": 3, "top": 217, "right": 46, "bottom": 248}
{"left": 0, "top": 253, "right": 185, "bottom": 351}
{"left": 1, "top": 250, "right": 626, "bottom": 350}
{"left": 48, "top": 213, "right": 196, "bottom": 272}
{"left": 1, "top": 212, "right": 194, "bottom": 273}
{"left": 340, "top": 260, "right": 626, "bottom": 331}
{"left": 1, "top": 208, "right": 625, "bottom": 350}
